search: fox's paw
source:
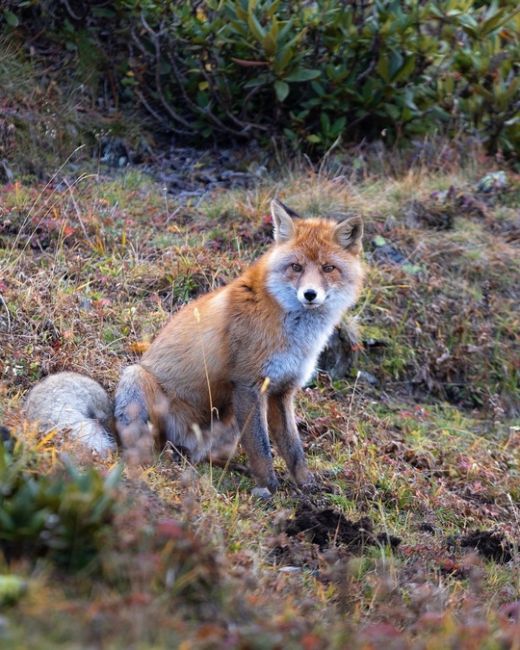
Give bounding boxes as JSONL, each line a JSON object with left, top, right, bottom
{"left": 297, "top": 473, "right": 326, "bottom": 496}
{"left": 295, "top": 469, "right": 317, "bottom": 490}
{"left": 251, "top": 474, "right": 279, "bottom": 499}
{"left": 251, "top": 486, "right": 274, "bottom": 499}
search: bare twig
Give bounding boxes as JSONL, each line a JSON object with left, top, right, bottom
{"left": 63, "top": 177, "right": 93, "bottom": 245}
{"left": 140, "top": 14, "right": 196, "bottom": 133}
{"left": 169, "top": 51, "right": 265, "bottom": 136}
{"left": 0, "top": 293, "right": 11, "bottom": 333}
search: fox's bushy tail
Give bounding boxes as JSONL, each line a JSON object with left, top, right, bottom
{"left": 24, "top": 371, "right": 116, "bottom": 456}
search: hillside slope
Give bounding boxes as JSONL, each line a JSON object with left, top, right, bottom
{"left": 0, "top": 158, "right": 519, "bottom": 648}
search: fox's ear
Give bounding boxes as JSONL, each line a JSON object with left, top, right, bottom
{"left": 271, "top": 199, "right": 295, "bottom": 243}
{"left": 334, "top": 216, "right": 363, "bottom": 254}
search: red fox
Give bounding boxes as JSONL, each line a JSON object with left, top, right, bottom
{"left": 25, "top": 200, "right": 364, "bottom": 496}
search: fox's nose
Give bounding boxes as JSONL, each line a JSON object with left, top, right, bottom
{"left": 304, "top": 289, "right": 317, "bottom": 303}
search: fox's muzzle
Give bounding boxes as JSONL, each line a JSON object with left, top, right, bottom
{"left": 297, "top": 285, "right": 325, "bottom": 308}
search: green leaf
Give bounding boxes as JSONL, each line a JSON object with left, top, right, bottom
{"left": 244, "top": 73, "right": 270, "bottom": 88}
{"left": 273, "top": 29, "right": 306, "bottom": 73}
{"left": 479, "top": 8, "right": 511, "bottom": 38}
{"left": 233, "top": 2, "right": 248, "bottom": 21}
{"left": 389, "top": 50, "right": 404, "bottom": 80}
{"left": 403, "top": 89, "right": 418, "bottom": 112}
{"left": 263, "top": 32, "right": 276, "bottom": 56}
{"left": 3, "top": 10, "right": 19, "bottom": 27}
{"left": 283, "top": 128, "right": 298, "bottom": 142}
{"left": 274, "top": 45, "right": 295, "bottom": 73}
{"left": 377, "top": 55, "right": 389, "bottom": 83}
{"left": 274, "top": 80, "right": 289, "bottom": 102}
{"left": 428, "top": 106, "right": 452, "bottom": 122}
{"left": 429, "top": 5, "right": 445, "bottom": 19}
{"left": 458, "top": 14, "right": 478, "bottom": 38}
{"left": 393, "top": 55, "right": 416, "bottom": 83}
{"left": 320, "top": 112, "right": 331, "bottom": 133}
{"left": 248, "top": 11, "right": 265, "bottom": 42}
{"left": 386, "top": 104, "right": 401, "bottom": 120}
{"left": 331, "top": 116, "right": 346, "bottom": 136}
{"left": 311, "top": 80, "right": 325, "bottom": 97}
{"left": 285, "top": 68, "right": 321, "bottom": 82}
{"left": 267, "top": 15, "right": 279, "bottom": 41}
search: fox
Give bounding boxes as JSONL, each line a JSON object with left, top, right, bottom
{"left": 25, "top": 200, "right": 364, "bottom": 496}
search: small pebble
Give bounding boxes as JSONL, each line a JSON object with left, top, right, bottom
{"left": 278, "top": 566, "right": 301, "bottom": 574}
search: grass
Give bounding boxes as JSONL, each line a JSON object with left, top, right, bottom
{"left": 0, "top": 153, "right": 519, "bottom": 648}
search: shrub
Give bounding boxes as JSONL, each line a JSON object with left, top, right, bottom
{"left": 0, "top": 435, "right": 121, "bottom": 570}
{"left": 1, "top": 0, "right": 519, "bottom": 160}
{"left": 0, "top": 434, "right": 221, "bottom": 601}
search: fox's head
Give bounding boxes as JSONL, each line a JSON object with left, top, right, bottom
{"left": 266, "top": 200, "right": 364, "bottom": 314}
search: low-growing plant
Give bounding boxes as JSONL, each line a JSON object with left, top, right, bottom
{"left": 0, "top": 435, "right": 122, "bottom": 570}
{"left": 3, "top": 0, "right": 518, "bottom": 162}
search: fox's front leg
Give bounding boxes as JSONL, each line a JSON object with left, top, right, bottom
{"left": 233, "top": 384, "right": 278, "bottom": 496}
{"left": 268, "top": 390, "right": 314, "bottom": 487}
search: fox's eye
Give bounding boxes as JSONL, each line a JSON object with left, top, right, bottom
{"left": 322, "top": 264, "right": 335, "bottom": 273}
{"left": 291, "top": 263, "right": 303, "bottom": 272}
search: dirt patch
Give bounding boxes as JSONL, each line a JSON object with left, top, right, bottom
{"left": 404, "top": 198, "right": 454, "bottom": 230}
{"left": 460, "top": 530, "right": 513, "bottom": 563}
{"left": 284, "top": 504, "right": 401, "bottom": 552}
{"left": 487, "top": 214, "right": 520, "bottom": 243}
{"left": 371, "top": 242, "right": 407, "bottom": 265}
{"left": 404, "top": 187, "right": 492, "bottom": 232}
{"left": 377, "top": 532, "right": 402, "bottom": 549}
{"left": 140, "top": 143, "right": 267, "bottom": 203}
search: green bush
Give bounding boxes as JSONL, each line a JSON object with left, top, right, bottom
{"left": 0, "top": 435, "right": 121, "bottom": 571}
{"left": 2, "top": 0, "right": 519, "bottom": 160}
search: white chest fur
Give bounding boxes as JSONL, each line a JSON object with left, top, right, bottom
{"left": 264, "top": 311, "right": 336, "bottom": 390}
